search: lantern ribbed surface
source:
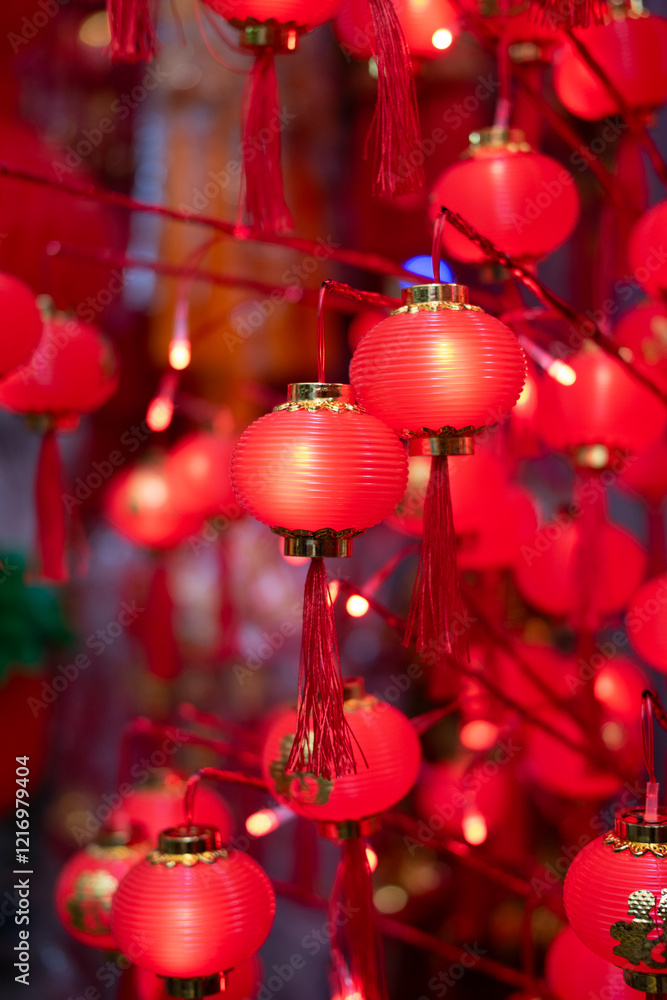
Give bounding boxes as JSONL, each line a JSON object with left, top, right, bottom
{"left": 262, "top": 692, "right": 422, "bottom": 822}
{"left": 0, "top": 317, "right": 119, "bottom": 417}
{"left": 202, "top": 1, "right": 341, "bottom": 26}
{"left": 0, "top": 272, "right": 42, "bottom": 378}
{"left": 554, "top": 15, "right": 667, "bottom": 121}
{"left": 564, "top": 834, "right": 667, "bottom": 973}
{"left": 230, "top": 407, "right": 408, "bottom": 532}
{"left": 613, "top": 301, "right": 667, "bottom": 394}
{"left": 54, "top": 840, "right": 148, "bottom": 951}
{"left": 628, "top": 201, "right": 667, "bottom": 299}
{"left": 546, "top": 924, "right": 636, "bottom": 1000}
{"left": 626, "top": 574, "right": 667, "bottom": 673}
{"left": 430, "top": 148, "right": 580, "bottom": 262}
{"left": 111, "top": 848, "right": 275, "bottom": 978}
{"left": 536, "top": 345, "right": 667, "bottom": 457}
{"left": 349, "top": 308, "right": 526, "bottom": 431}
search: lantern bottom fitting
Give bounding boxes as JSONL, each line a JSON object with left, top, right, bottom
{"left": 237, "top": 21, "right": 300, "bottom": 52}
{"left": 623, "top": 971, "right": 667, "bottom": 993}
{"left": 283, "top": 536, "right": 352, "bottom": 558}
{"left": 409, "top": 436, "right": 475, "bottom": 457}
{"left": 160, "top": 974, "right": 225, "bottom": 999}
{"left": 317, "top": 817, "right": 380, "bottom": 840}
{"left": 573, "top": 444, "right": 611, "bottom": 470}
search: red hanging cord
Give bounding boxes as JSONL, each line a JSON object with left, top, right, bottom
{"left": 34, "top": 428, "right": 67, "bottom": 583}
{"left": 431, "top": 211, "right": 446, "bottom": 283}
{"left": 106, "top": 0, "right": 159, "bottom": 63}
{"left": 184, "top": 767, "right": 268, "bottom": 825}
{"left": 317, "top": 283, "right": 327, "bottom": 384}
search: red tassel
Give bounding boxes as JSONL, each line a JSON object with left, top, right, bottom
{"left": 241, "top": 50, "right": 294, "bottom": 234}
{"left": 365, "top": 0, "right": 424, "bottom": 197}
{"left": 35, "top": 429, "right": 68, "bottom": 583}
{"left": 404, "top": 455, "right": 468, "bottom": 666}
{"left": 331, "top": 837, "right": 388, "bottom": 1000}
{"left": 572, "top": 469, "right": 605, "bottom": 634}
{"left": 106, "top": 0, "right": 159, "bottom": 63}
{"left": 529, "top": 0, "right": 608, "bottom": 28}
{"left": 285, "top": 558, "right": 358, "bottom": 780}
{"left": 135, "top": 561, "right": 180, "bottom": 680}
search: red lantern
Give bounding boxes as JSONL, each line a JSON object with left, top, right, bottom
{"left": 167, "top": 429, "right": 239, "bottom": 522}
{"left": 553, "top": 13, "right": 667, "bottom": 121}
{"left": 232, "top": 382, "right": 407, "bottom": 779}
{"left": 341, "top": 0, "right": 458, "bottom": 61}
{"left": 626, "top": 575, "right": 667, "bottom": 673}
{"left": 350, "top": 281, "right": 525, "bottom": 664}
{"left": 546, "top": 924, "right": 636, "bottom": 1000}
{"left": 0, "top": 313, "right": 119, "bottom": 581}
{"left": 430, "top": 128, "right": 580, "bottom": 263}
{"left": 0, "top": 273, "right": 42, "bottom": 377}
{"left": 613, "top": 302, "right": 667, "bottom": 395}
{"left": 111, "top": 825, "right": 275, "bottom": 998}
{"left": 536, "top": 343, "right": 667, "bottom": 460}
{"left": 262, "top": 677, "right": 421, "bottom": 825}
{"left": 115, "top": 771, "right": 234, "bottom": 846}
{"left": 54, "top": 827, "right": 149, "bottom": 952}
{"left": 457, "top": 0, "right": 556, "bottom": 48}
{"left": 628, "top": 201, "right": 667, "bottom": 299}
{"left": 618, "top": 437, "right": 667, "bottom": 506}
{"left": 564, "top": 807, "right": 667, "bottom": 993}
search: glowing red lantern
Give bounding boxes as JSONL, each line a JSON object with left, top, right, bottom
{"left": 341, "top": 0, "right": 458, "bottom": 61}
{"left": 458, "top": 0, "right": 555, "bottom": 48}
{"left": 350, "top": 281, "right": 525, "bottom": 662}
{"left": 536, "top": 343, "right": 667, "bottom": 460}
{"left": 167, "top": 428, "right": 239, "bottom": 521}
{"left": 430, "top": 128, "right": 580, "bottom": 263}
{"left": 0, "top": 273, "right": 41, "bottom": 377}
{"left": 262, "top": 677, "right": 421, "bottom": 826}
{"left": 618, "top": 437, "right": 667, "bottom": 505}
{"left": 116, "top": 771, "right": 234, "bottom": 845}
{"left": 564, "top": 807, "right": 667, "bottom": 992}
{"left": 546, "top": 924, "right": 636, "bottom": 1000}
{"left": 628, "top": 201, "right": 667, "bottom": 299}
{"left": 613, "top": 301, "right": 667, "bottom": 395}
{"left": 54, "top": 827, "right": 149, "bottom": 951}
{"left": 554, "top": 13, "right": 667, "bottom": 121}
{"left": 111, "top": 825, "right": 275, "bottom": 998}
{"left": 626, "top": 575, "right": 667, "bottom": 673}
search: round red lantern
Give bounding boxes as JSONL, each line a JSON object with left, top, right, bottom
{"left": 262, "top": 677, "right": 421, "bottom": 827}
{"left": 564, "top": 807, "right": 667, "bottom": 993}
{"left": 536, "top": 343, "right": 667, "bottom": 460}
{"left": 546, "top": 924, "right": 636, "bottom": 1000}
{"left": 628, "top": 201, "right": 667, "bottom": 299}
{"left": 167, "top": 428, "right": 239, "bottom": 522}
{"left": 0, "top": 273, "right": 42, "bottom": 377}
{"left": 613, "top": 301, "right": 667, "bottom": 395}
{"left": 553, "top": 13, "right": 667, "bottom": 121}
{"left": 341, "top": 0, "right": 458, "bottom": 62}
{"left": 429, "top": 128, "right": 580, "bottom": 263}
{"left": 618, "top": 437, "right": 667, "bottom": 506}
{"left": 626, "top": 575, "right": 667, "bottom": 673}
{"left": 115, "top": 770, "right": 234, "bottom": 846}
{"left": 111, "top": 825, "right": 275, "bottom": 998}
{"left": 54, "top": 827, "right": 149, "bottom": 952}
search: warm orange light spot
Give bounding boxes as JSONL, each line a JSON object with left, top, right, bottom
{"left": 346, "top": 594, "right": 369, "bottom": 618}
{"left": 245, "top": 809, "right": 280, "bottom": 838}
{"left": 460, "top": 719, "right": 499, "bottom": 751}
{"left": 462, "top": 809, "right": 487, "bottom": 845}
{"left": 366, "top": 847, "right": 378, "bottom": 872}
{"left": 432, "top": 28, "right": 453, "bottom": 50}
{"left": 146, "top": 396, "right": 174, "bottom": 432}
{"left": 328, "top": 580, "right": 341, "bottom": 603}
{"left": 547, "top": 359, "right": 577, "bottom": 386}
{"left": 78, "top": 10, "right": 110, "bottom": 47}
{"left": 169, "top": 338, "right": 192, "bottom": 371}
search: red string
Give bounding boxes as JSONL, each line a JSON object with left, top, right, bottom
{"left": 34, "top": 429, "right": 67, "bottom": 583}
{"left": 431, "top": 211, "right": 446, "bottom": 282}
{"left": 317, "top": 283, "right": 327, "bottom": 383}
{"left": 106, "top": 0, "right": 159, "bottom": 63}
{"left": 184, "top": 767, "right": 268, "bottom": 826}
{"left": 641, "top": 692, "right": 656, "bottom": 784}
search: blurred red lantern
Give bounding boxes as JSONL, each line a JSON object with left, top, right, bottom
{"left": 458, "top": 0, "right": 555, "bottom": 48}
{"left": 350, "top": 281, "right": 525, "bottom": 663}
{"left": 54, "top": 828, "right": 149, "bottom": 952}
{"left": 613, "top": 302, "right": 667, "bottom": 395}
{"left": 262, "top": 677, "right": 421, "bottom": 826}
{"left": 628, "top": 201, "right": 667, "bottom": 299}
{"left": 115, "top": 771, "right": 234, "bottom": 846}
{"left": 111, "top": 825, "right": 275, "bottom": 998}
{"left": 564, "top": 807, "right": 667, "bottom": 992}
{"left": 546, "top": 924, "right": 636, "bottom": 1000}
{"left": 0, "top": 313, "right": 119, "bottom": 581}
{"left": 0, "top": 273, "right": 42, "bottom": 378}
{"left": 618, "top": 437, "right": 667, "bottom": 506}
{"left": 536, "top": 343, "right": 667, "bottom": 460}
{"left": 167, "top": 428, "right": 239, "bottom": 522}
{"left": 553, "top": 13, "right": 667, "bottom": 121}
{"left": 429, "top": 128, "right": 580, "bottom": 263}
{"left": 341, "top": 0, "right": 458, "bottom": 61}
{"left": 202, "top": 0, "right": 341, "bottom": 21}
{"left": 626, "top": 574, "right": 667, "bottom": 673}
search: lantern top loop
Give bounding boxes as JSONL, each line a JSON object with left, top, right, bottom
{"left": 157, "top": 825, "right": 223, "bottom": 854}
{"left": 286, "top": 382, "right": 356, "bottom": 404}
{"left": 401, "top": 283, "right": 470, "bottom": 307}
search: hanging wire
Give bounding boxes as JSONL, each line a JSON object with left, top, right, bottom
{"left": 431, "top": 210, "right": 447, "bottom": 283}
{"left": 641, "top": 690, "right": 657, "bottom": 784}
{"left": 317, "top": 282, "right": 328, "bottom": 384}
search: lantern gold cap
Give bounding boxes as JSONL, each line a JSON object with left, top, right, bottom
{"left": 401, "top": 284, "right": 469, "bottom": 307}
{"left": 468, "top": 127, "right": 531, "bottom": 152}
{"left": 409, "top": 436, "right": 475, "bottom": 456}
{"left": 317, "top": 816, "right": 381, "bottom": 840}
{"left": 157, "top": 825, "right": 223, "bottom": 854}
{"left": 161, "top": 973, "right": 225, "bottom": 999}
{"left": 238, "top": 21, "right": 300, "bottom": 52}
{"left": 287, "top": 383, "right": 356, "bottom": 404}
{"left": 623, "top": 970, "right": 667, "bottom": 994}
{"left": 614, "top": 807, "right": 667, "bottom": 844}
{"left": 343, "top": 676, "right": 366, "bottom": 701}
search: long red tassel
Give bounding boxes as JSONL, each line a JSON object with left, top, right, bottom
{"left": 365, "top": 0, "right": 424, "bottom": 197}
{"left": 285, "top": 558, "right": 357, "bottom": 779}
{"left": 529, "top": 0, "right": 608, "bottom": 28}
{"left": 241, "top": 50, "right": 294, "bottom": 234}
{"left": 107, "top": 0, "right": 159, "bottom": 63}
{"left": 35, "top": 429, "right": 68, "bottom": 583}
{"left": 331, "top": 837, "right": 388, "bottom": 1000}
{"left": 404, "top": 455, "right": 468, "bottom": 667}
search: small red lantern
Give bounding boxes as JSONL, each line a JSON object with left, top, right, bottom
{"left": 232, "top": 382, "right": 407, "bottom": 779}
{"left": 0, "top": 312, "right": 119, "bottom": 581}
{"left": 262, "top": 677, "right": 421, "bottom": 825}
{"left": 341, "top": 0, "right": 458, "bottom": 61}
{"left": 564, "top": 807, "right": 667, "bottom": 993}
{"left": 54, "top": 827, "right": 149, "bottom": 952}
{"left": 536, "top": 343, "right": 667, "bottom": 460}
{"left": 167, "top": 429, "right": 238, "bottom": 522}
{"left": 116, "top": 771, "right": 234, "bottom": 846}
{"left": 613, "top": 301, "right": 667, "bottom": 395}
{"left": 0, "top": 272, "right": 42, "bottom": 377}
{"left": 111, "top": 825, "right": 275, "bottom": 999}
{"left": 546, "top": 924, "right": 636, "bottom": 1000}
{"left": 553, "top": 12, "right": 667, "bottom": 121}
{"left": 619, "top": 438, "right": 667, "bottom": 506}
{"left": 626, "top": 575, "right": 667, "bottom": 673}
{"left": 430, "top": 128, "right": 580, "bottom": 263}
{"left": 628, "top": 201, "right": 667, "bottom": 299}
{"left": 350, "top": 280, "right": 525, "bottom": 664}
